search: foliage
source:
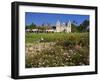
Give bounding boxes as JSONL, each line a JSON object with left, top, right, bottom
{"left": 25, "top": 32, "right": 89, "bottom": 68}
{"left": 26, "top": 44, "right": 89, "bottom": 68}
{"left": 77, "top": 20, "right": 89, "bottom": 32}
{"left": 71, "top": 23, "right": 78, "bottom": 32}
{"left": 26, "top": 23, "right": 36, "bottom": 30}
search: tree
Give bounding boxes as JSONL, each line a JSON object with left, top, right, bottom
{"left": 73, "top": 20, "right": 77, "bottom": 25}
{"left": 30, "top": 23, "right": 36, "bottom": 30}
{"left": 71, "top": 23, "right": 78, "bottom": 32}
{"left": 25, "top": 25, "right": 30, "bottom": 29}
{"left": 42, "top": 23, "right": 45, "bottom": 27}
{"left": 78, "top": 20, "right": 89, "bottom": 32}
{"left": 25, "top": 22, "right": 37, "bottom": 30}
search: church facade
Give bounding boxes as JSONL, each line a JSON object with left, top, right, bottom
{"left": 56, "top": 20, "right": 71, "bottom": 33}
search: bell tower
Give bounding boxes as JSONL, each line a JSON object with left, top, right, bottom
{"left": 56, "top": 20, "right": 61, "bottom": 32}
{"left": 67, "top": 20, "right": 71, "bottom": 33}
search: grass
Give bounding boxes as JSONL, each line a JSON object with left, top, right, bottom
{"left": 25, "top": 32, "right": 89, "bottom": 68}
{"left": 26, "top": 32, "right": 89, "bottom": 44}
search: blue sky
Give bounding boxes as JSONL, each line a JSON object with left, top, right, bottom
{"left": 25, "top": 12, "right": 89, "bottom": 26}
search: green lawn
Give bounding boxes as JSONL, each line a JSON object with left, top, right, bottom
{"left": 26, "top": 32, "right": 89, "bottom": 44}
